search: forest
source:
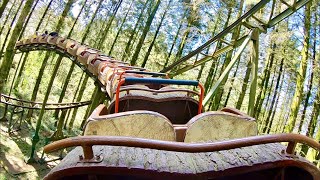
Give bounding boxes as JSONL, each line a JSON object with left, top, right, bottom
{"left": 0, "top": 0, "right": 319, "bottom": 178}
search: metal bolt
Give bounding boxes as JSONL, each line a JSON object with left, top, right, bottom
{"left": 95, "top": 155, "right": 100, "bottom": 160}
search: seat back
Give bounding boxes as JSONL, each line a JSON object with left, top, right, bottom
{"left": 84, "top": 110, "right": 176, "bottom": 141}
{"left": 184, "top": 111, "right": 257, "bottom": 143}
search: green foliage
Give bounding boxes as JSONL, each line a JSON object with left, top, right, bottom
{"left": 0, "top": 0, "right": 318, "bottom": 163}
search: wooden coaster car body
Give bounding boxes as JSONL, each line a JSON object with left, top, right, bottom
{"left": 38, "top": 35, "right": 49, "bottom": 44}
{"left": 66, "top": 40, "right": 79, "bottom": 56}
{"left": 30, "top": 35, "right": 39, "bottom": 44}
{"left": 56, "top": 37, "right": 68, "bottom": 49}
{"left": 47, "top": 35, "right": 59, "bottom": 45}
{"left": 77, "top": 49, "right": 99, "bottom": 66}
{"left": 43, "top": 134, "right": 320, "bottom": 180}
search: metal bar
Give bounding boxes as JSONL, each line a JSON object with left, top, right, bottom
{"left": 172, "top": 35, "right": 248, "bottom": 76}
{"left": 203, "top": 30, "right": 253, "bottom": 105}
{"left": 160, "top": 0, "right": 270, "bottom": 73}
{"left": 280, "top": 0, "right": 293, "bottom": 8}
{"left": 44, "top": 133, "right": 320, "bottom": 154}
{"left": 248, "top": 29, "right": 259, "bottom": 116}
{"left": 267, "top": 0, "right": 310, "bottom": 28}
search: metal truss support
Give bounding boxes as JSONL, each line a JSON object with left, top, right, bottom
{"left": 248, "top": 29, "right": 259, "bottom": 116}
{"left": 161, "top": 0, "right": 311, "bottom": 75}
{"left": 171, "top": 35, "right": 248, "bottom": 77}
{"left": 203, "top": 30, "right": 254, "bottom": 106}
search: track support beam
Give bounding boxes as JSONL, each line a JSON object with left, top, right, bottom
{"left": 203, "top": 30, "right": 253, "bottom": 106}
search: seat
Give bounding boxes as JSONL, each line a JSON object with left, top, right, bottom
{"left": 47, "top": 35, "right": 59, "bottom": 45}
{"left": 16, "top": 40, "right": 23, "bottom": 47}
{"left": 22, "top": 38, "right": 31, "bottom": 45}
{"left": 77, "top": 48, "right": 99, "bottom": 66}
{"left": 108, "top": 90, "right": 200, "bottom": 124}
{"left": 30, "top": 35, "right": 40, "bottom": 44}
{"left": 97, "top": 62, "right": 117, "bottom": 85}
{"left": 184, "top": 111, "right": 257, "bottom": 143}
{"left": 84, "top": 110, "right": 176, "bottom": 141}
{"left": 38, "top": 35, "right": 48, "bottom": 44}
{"left": 66, "top": 39, "right": 79, "bottom": 56}
{"left": 56, "top": 37, "right": 67, "bottom": 49}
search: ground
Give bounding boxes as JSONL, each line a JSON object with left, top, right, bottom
{"left": 0, "top": 106, "right": 81, "bottom": 179}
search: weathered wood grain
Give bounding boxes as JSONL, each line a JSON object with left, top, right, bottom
{"left": 84, "top": 111, "right": 176, "bottom": 141}
{"left": 44, "top": 143, "right": 318, "bottom": 179}
{"left": 184, "top": 112, "right": 257, "bottom": 143}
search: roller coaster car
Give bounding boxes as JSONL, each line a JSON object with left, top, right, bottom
{"left": 30, "top": 35, "right": 39, "bottom": 44}
{"left": 66, "top": 39, "right": 79, "bottom": 56}
{"left": 38, "top": 34, "right": 49, "bottom": 44}
{"left": 56, "top": 37, "right": 68, "bottom": 49}
{"left": 76, "top": 45, "right": 100, "bottom": 65}
{"left": 43, "top": 106, "right": 320, "bottom": 180}
{"left": 47, "top": 35, "right": 59, "bottom": 45}
{"left": 14, "top": 35, "right": 320, "bottom": 179}
{"left": 107, "top": 77, "right": 204, "bottom": 124}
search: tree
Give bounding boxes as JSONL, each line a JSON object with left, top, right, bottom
{"left": 27, "top": 0, "right": 75, "bottom": 118}
{"left": 108, "top": 0, "right": 134, "bottom": 56}
{"left": 285, "top": 2, "right": 311, "bottom": 133}
{"left": 0, "top": 0, "right": 25, "bottom": 58}
{"left": 0, "top": 0, "right": 9, "bottom": 19}
{"left": 96, "top": 0, "right": 123, "bottom": 50}
{"left": 130, "top": 0, "right": 161, "bottom": 65}
{"left": 141, "top": 0, "right": 172, "bottom": 67}
{"left": 121, "top": 0, "right": 150, "bottom": 61}
{"left": 0, "top": 0, "right": 35, "bottom": 93}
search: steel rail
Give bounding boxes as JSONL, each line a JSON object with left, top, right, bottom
{"left": 160, "top": 0, "right": 271, "bottom": 73}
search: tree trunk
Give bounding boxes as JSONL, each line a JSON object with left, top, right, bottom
{"left": 0, "top": 0, "right": 9, "bottom": 18}
{"left": 130, "top": 0, "right": 161, "bottom": 65}
{"left": 35, "top": 0, "right": 54, "bottom": 31}
{"left": 253, "top": 43, "right": 276, "bottom": 118}
{"left": 302, "top": 85, "right": 320, "bottom": 156}
{"left": 121, "top": 0, "right": 150, "bottom": 61}
{"left": 223, "top": 59, "right": 240, "bottom": 107}
{"left": 235, "top": 61, "right": 252, "bottom": 110}
{"left": 14, "top": 0, "right": 54, "bottom": 89}
{"left": 54, "top": 0, "right": 88, "bottom": 118}
{"left": 305, "top": 87, "right": 320, "bottom": 161}
{"left": 27, "top": 0, "right": 75, "bottom": 117}
{"left": 258, "top": 70, "right": 276, "bottom": 131}
{"left": 269, "top": 71, "right": 285, "bottom": 133}
{"left": 80, "top": 87, "right": 106, "bottom": 129}
{"left": 55, "top": 0, "right": 100, "bottom": 105}
{"left": 174, "top": 24, "right": 191, "bottom": 62}
{"left": 285, "top": 2, "right": 311, "bottom": 133}
{"left": 203, "top": 11, "right": 223, "bottom": 94}
{"left": 18, "top": 0, "right": 40, "bottom": 40}
{"left": 80, "top": 0, "right": 103, "bottom": 44}
{"left": 56, "top": 0, "right": 102, "bottom": 115}
{"left": 211, "top": 1, "right": 244, "bottom": 110}
{"left": 298, "top": 14, "right": 317, "bottom": 133}
{"left": 276, "top": 77, "right": 291, "bottom": 133}
{"left": 141, "top": 0, "right": 172, "bottom": 68}
{"left": 263, "top": 57, "right": 284, "bottom": 133}
{"left": 0, "top": 0, "right": 25, "bottom": 57}
{"left": 108, "top": 0, "right": 134, "bottom": 56}
{"left": 0, "top": 0, "right": 35, "bottom": 93}
{"left": 63, "top": 72, "right": 85, "bottom": 129}
{"left": 96, "top": 0, "right": 123, "bottom": 50}
{"left": 0, "top": 0, "right": 17, "bottom": 36}
{"left": 68, "top": 75, "right": 89, "bottom": 131}
{"left": 67, "top": 0, "right": 87, "bottom": 38}
{"left": 163, "top": 12, "right": 185, "bottom": 68}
